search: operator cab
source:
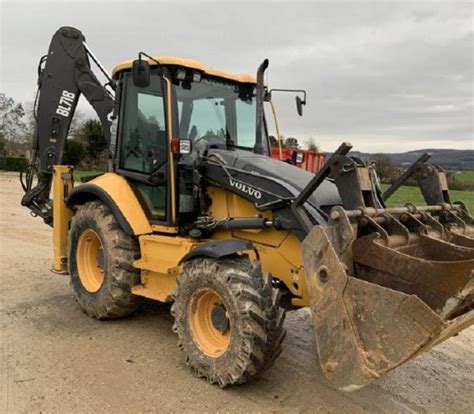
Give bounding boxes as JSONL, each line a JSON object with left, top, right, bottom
{"left": 112, "top": 57, "right": 268, "bottom": 228}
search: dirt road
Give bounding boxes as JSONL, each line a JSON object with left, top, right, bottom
{"left": 1, "top": 172, "right": 473, "bottom": 413}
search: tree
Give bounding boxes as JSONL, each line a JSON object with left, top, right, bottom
{"left": 0, "top": 93, "right": 27, "bottom": 143}
{"left": 203, "top": 128, "right": 225, "bottom": 139}
{"left": 22, "top": 101, "right": 37, "bottom": 143}
{"left": 303, "top": 137, "right": 320, "bottom": 152}
{"left": 67, "top": 110, "right": 84, "bottom": 140}
{"left": 284, "top": 137, "right": 299, "bottom": 148}
{"left": 63, "top": 139, "right": 85, "bottom": 167}
{"left": 269, "top": 135, "right": 278, "bottom": 147}
{"left": 77, "top": 119, "right": 107, "bottom": 161}
{"left": 371, "top": 153, "right": 398, "bottom": 182}
{"left": 68, "top": 118, "right": 107, "bottom": 169}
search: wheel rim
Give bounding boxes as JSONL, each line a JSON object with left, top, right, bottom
{"left": 76, "top": 229, "right": 105, "bottom": 293}
{"left": 188, "top": 288, "right": 231, "bottom": 357}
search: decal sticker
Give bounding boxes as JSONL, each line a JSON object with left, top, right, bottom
{"left": 229, "top": 178, "right": 262, "bottom": 200}
{"left": 56, "top": 90, "right": 75, "bottom": 117}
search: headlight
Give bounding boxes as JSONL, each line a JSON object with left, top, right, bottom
{"left": 176, "top": 68, "right": 186, "bottom": 80}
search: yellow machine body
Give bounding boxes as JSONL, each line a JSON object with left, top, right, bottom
{"left": 52, "top": 166, "right": 74, "bottom": 272}
{"left": 53, "top": 167, "right": 310, "bottom": 306}
{"left": 112, "top": 56, "right": 256, "bottom": 84}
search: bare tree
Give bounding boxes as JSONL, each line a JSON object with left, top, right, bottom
{"left": 303, "top": 137, "right": 320, "bottom": 151}
{"left": 370, "top": 153, "right": 398, "bottom": 182}
{"left": 0, "top": 93, "right": 27, "bottom": 142}
{"left": 68, "top": 110, "right": 84, "bottom": 140}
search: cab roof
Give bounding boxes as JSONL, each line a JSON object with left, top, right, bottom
{"left": 112, "top": 56, "right": 256, "bottom": 84}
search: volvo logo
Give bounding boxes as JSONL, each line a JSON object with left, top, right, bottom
{"left": 229, "top": 179, "right": 262, "bottom": 200}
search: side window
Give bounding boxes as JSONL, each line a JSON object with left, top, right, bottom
{"left": 119, "top": 75, "right": 168, "bottom": 221}
{"left": 264, "top": 101, "right": 279, "bottom": 148}
{"left": 236, "top": 99, "right": 256, "bottom": 148}
{"left": 120, "top": 76, "right": 166, "bottom": 173}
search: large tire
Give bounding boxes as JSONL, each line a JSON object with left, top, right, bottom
{"left": 68, "top": 200, "right": 143, "bottom": 319}
{"left": 171, "top": 256, "right": 286, "bottom": 387}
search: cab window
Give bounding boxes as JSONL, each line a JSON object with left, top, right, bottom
{"left": 120, "top": 76, "right": 167, "bottom": 173}
{"left": 119, "top": 74, "right": 168, "bottom": 221}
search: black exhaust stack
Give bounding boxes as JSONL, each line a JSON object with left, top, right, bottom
{"left": 254, "top": 59, "right": 269, "bottom": 155}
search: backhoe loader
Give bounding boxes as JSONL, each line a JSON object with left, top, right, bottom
{"left": 21, "top": 27, "right": 473, "bottom": 390}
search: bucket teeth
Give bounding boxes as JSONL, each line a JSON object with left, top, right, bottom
{"left": 448, "top": 231, "right": 474, "bottom": 249}
{"left": 302, "top": 211, "right": 474, "bottom": 391}
{"left": 353, "top": 233, "right": 474, "bottom": 319}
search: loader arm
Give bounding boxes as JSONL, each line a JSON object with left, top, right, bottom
{"left": 21, "top": 26, "right": 115, "bottom": 225}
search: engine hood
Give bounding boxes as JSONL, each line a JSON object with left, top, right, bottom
{"left": 207, "top": 149, "right": 341, "bottom": 211}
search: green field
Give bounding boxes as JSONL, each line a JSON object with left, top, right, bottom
{"left": 455, "top": 170, "right": 474, "bottom": 183}
{"left": 382, "top": 184, "right": 474, "bottom": 213}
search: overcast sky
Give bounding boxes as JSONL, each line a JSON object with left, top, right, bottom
{"left": 1, "top": 0, "right": 472, "bottom": 152}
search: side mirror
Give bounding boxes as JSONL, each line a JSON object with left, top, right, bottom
{"left": 296, "top": 95, "right": 306, "bottom": 116}
{"left": 132, "top": 59, "right": 150, "bottom": 88}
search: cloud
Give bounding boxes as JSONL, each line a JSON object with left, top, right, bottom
{"left": 1, "top": 0, "right": 472, "bottom": 152}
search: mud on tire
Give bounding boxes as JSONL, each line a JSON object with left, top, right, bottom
{"left": 171, "top": 256, "right": 286, "bottom": 387}
{"left": 68, "top": 200, "right": 143, "bottom": 319}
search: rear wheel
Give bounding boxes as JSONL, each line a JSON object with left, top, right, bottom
{"left": 171, "top": 256, "right": 286, "bottom": 387}
{"left": 68, "top": 200, "right": 143, "bottom": 319}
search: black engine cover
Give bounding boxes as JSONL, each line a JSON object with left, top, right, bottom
{"left": 201, "top": 149, "right": 341, "bottom": 237}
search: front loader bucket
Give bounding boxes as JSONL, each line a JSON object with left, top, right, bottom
{"left": 302, "top": 224, "right": 474, "bottom": 391}
{"left": 450, "top": 232, "right": 474, "bottom": 249}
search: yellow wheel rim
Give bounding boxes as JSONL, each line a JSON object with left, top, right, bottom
{"left": 76, "top": 229, "right": 105, "bottom": 293}
{"left": 188, "top": 288, "right": 231, "bottom": 357}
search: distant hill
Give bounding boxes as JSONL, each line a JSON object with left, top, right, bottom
{"left": 346, "top": 149, "right": 474, "bottom": 171}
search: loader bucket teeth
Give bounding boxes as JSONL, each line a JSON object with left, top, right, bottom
{"left": 353, "top": 234, "right": 474, "bottom": 319}
{"left": 449, "top": 232, "right": 474, "bottom": 249}
{"left": 302, "top": 218, "right": 474, "bottom": 391}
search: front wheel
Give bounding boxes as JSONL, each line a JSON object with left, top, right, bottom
{"left": 171, "top": 256, "right": 286, "bottom": 387}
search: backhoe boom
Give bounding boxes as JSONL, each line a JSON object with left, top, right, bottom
{"left": 21, "top": 26, "right": 115, "bottom": 224}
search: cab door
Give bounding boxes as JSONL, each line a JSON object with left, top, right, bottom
{"left": 116, "top": 72, "right": 173, "bottom": 224}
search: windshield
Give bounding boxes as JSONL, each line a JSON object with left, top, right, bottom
{"left": 173, "top": 76, "right": 265, "bottom": 151}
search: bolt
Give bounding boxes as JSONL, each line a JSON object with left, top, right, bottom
{"left": 318, "top": 266, "right": 329, "bottom": 283}
{"left": 330, "top": 210, "right": 340, "bottom": 220}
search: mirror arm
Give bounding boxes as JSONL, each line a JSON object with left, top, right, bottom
{"left": 268, "top": 88, "right": 307, "bottom": 104}
{"left": 137, "top": 52, "right": 160, "bottom": 66}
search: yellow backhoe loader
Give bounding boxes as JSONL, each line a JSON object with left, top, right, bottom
{"left": 21, "top": 27, "right": 473, "bottom": 390}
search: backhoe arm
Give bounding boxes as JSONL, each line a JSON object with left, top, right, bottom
{"left": 21, "top": 26, "right": 115, "bottom": 224}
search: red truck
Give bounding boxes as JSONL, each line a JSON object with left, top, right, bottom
{"left": 271, "top": 147, "right": 326, "bottom": 174}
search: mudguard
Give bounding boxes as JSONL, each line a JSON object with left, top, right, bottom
{"left": 68, "top": 172, "right": 152, "bottom": 235}
{"left": 179, "top": 239, "right": 255, "bottom": 264}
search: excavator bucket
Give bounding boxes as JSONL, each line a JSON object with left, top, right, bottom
{"left": 302, "top": 223, "right": 474, "bottom": 391}
{"left": 300, "top": 147, "right": 474, "bottom": 391}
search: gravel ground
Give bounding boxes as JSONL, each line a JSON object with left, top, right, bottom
{"left": 1, "top": 172, "right": 473, "bottom": 413}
